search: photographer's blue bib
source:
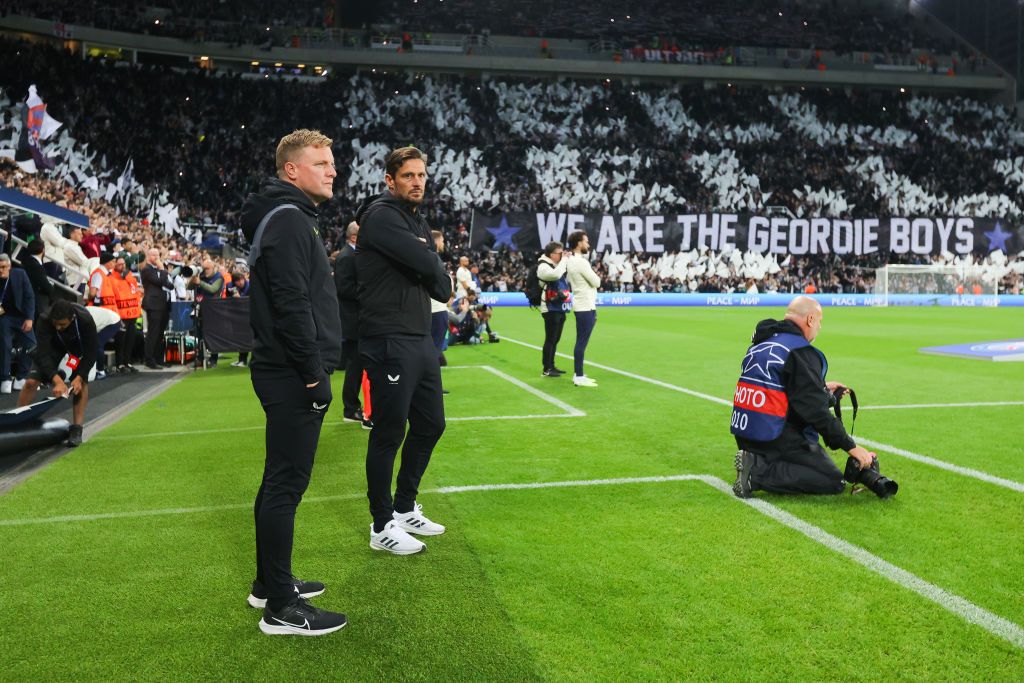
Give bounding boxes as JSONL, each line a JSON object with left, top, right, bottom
{"left": 730, "top": 332, "right": 827, "bottom": 442}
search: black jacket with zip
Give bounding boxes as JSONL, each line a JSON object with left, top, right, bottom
{"left": 354, "top": 191, "right": 451, "bottom": 338}
{"left": 240, "top": 178, "right": 341, "bottom": 382}
{"left": 735, "top": 318, "right": 856, "bottom": 455}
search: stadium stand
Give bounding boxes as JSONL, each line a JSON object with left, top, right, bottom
{"left": 0, "top": 22, "right": 1020, "bottom": 295}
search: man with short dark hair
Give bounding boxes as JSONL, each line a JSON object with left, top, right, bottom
{"left": 18, "top": 300, "right": 97, "bottom": 447}
{"left": 356, "top": 145, "right": 452, "bottom": 556}
{"left": 240, "top": 128, "right": 346, "bottom": 636}
{"left": 22, "top": 239, "right": 55, "bottom": 322}
{"left": 537, "top": 241, "right": 571, "bottom": 377}
{"left": 731, "top": 296, "right": 876, "bottom": 498}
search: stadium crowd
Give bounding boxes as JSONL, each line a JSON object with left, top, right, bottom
{"left": 4, "top": 0, "right": 959, "bottom": 58}
{"left": 1, "top": 34, "right": 1022, "bottom": 299}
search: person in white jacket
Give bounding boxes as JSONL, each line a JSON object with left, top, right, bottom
{"left": 565, "top": 231, "right": 600, "bottom": 387}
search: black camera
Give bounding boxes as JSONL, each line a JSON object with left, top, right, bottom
{"left": 844, "top": 455, "right": 898, "bottom": 499}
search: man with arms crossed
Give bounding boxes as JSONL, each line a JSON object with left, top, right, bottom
{"left": 356, "top": 146, "right": 452, "bottom": 555}
{"left": 240, "top": 129, "right": 346, "bottom": 636}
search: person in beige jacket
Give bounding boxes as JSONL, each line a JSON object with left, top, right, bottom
{"left": 565, "top": 230, "right": 600, "bottom": 387}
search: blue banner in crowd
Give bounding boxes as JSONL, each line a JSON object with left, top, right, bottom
{"left": 474, "top": 292, "right": 1024, "bottom": 307}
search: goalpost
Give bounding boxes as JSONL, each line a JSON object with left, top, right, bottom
{"left": 873, "top": 264, "right": 997, "bottom": 306}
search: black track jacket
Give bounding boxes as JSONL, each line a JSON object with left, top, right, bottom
{"left": 354, "top": 191, "right": 451, "bottom": 338}
{"left": 241, "top": 178, "right": 342, "bottom": 382}
{"left": 735, "top": 318, "right": 856, "bottom": 455}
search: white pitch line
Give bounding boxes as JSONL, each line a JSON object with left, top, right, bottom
{"left": 501, "top": 336, "right": 731, "bottom": 406}
{"left": 2, "top": 472, "right": 1019, "bottom": 650}
{"left": 478, "top": 364, "right": 585, "bottom": 416}
{"left": 445, "top": 364, "right": 585, "bottom": 417}
{"left": 501, "top": 336, "right": 1024, "bottom": 493}
{"left": 91, "top": 365, "right": 586, "bottom": 440}
{"left": 858, "top": 401, "right": 1024, "bottom": 410}
{"left": 854, "top": 437, "right": 1024, "bottom": 493}
{"left": 702, "top": 475, "right": 1024, "bottom": 650}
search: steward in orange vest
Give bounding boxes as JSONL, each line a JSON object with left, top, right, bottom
{"left": 88, "top": 251, "right": 118, "bottom": 315}
{"left": 110, "top": 257, "right": 143, "bottom": 372}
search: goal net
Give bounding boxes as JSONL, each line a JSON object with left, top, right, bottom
{"left": 873, "top": 264, "right": 997, "bottom": 305}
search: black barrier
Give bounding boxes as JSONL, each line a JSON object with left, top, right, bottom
{"left": 0, "top": 397, "right": 64, "bottom": 429}
{"left": 198, "top": 297, "right": 253, "bottom": 354}
{"left": 0, "top": 418, "right": 71, "bottom": 457}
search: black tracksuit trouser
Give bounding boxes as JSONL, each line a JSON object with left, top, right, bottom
{"left": 341, "top": 339, "right": 363, "bottom": 414}
{"left": 361, "top": 334, "right": 445, "bottom": 532}
{"left": 251, "top": 371, "right": 329, "bottom": 608}
{"left": 541, "top": 310, "right": 566, "bottom": 371}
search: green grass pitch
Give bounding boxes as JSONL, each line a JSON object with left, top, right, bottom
{"left": 1, "top": 306, "right": 1022, "bottom": 681}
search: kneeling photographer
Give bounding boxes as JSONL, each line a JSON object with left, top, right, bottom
{"left": 730, "top": 296, "right": 898, "bottom": 500}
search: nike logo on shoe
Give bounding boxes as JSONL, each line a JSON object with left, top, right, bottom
{"left": 271, "top": 616, "right": 310, "bottom": 630}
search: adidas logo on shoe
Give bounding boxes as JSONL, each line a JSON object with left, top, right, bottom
{"left": 369, "top": 520, "right": 426, "bottom": 555}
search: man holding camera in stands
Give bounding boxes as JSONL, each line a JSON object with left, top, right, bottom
{"left": 731, "top": 296, "right": 896, "bottom": 499}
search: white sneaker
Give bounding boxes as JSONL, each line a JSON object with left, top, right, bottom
{"left": 393, "top": 503, "right": 446, "bottom": 536}
{"left": 0, "top": 380, "right": 11, "bottom": 394}
{"left": 369, "top": 521, "right": 426, "bottom": 555}
{"left": 230, "top": 360, "right": 247, "bottom": 367}
{"left": 573, "top": 375, "right": 598, "bottom": 387}
{"left": 11, "top": 379, "right": 25, "bottom": 390}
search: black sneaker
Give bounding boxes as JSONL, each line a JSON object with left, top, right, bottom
{"left": 247, "top": 577, "right": 325, "bottom": 609}
{"left": 551, "top": 367, "right": 567, "bottom": 376}
{"left": 362, "top": 417, "right": 374, "bottom": 430}
{"left": 733, "top": 450, "right": 756, "bottom": 499}
{"left": 342, "top": 409, "right": 365, "bottom": 423}
{"left": 542, "top": 369, "right": 559, "bottom": 378}
{"left": 126, "top": 364, "right": 140, "bottom": 374}
{"left": 259, "top": 597, "right": 347, "bottom": 637}
{"left": 66, "top": 424, "right": 83, "bottom": 448}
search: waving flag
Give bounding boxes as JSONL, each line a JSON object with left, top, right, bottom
{"left": 15, "top": 85, "right": 62, "bottom": 174}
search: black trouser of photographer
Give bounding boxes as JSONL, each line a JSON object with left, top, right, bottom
{"left": 251, "top": 370, "right": 329, "bottom": 609}
{"left": 541, "top": 310, "right": 565, "bottom": 371}
{"left": 340, "top": 339, "right": 363, "bottom": 414}
{"left": 746, "top": 441, "right": 845, "bottom": 495}
{"left": 361, "top": 334, "right": 445, "bottom": 533}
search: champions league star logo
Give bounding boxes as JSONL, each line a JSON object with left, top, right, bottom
{"left": 984, "top": 222, "right": 1013, "bottom": 253}
{"left": 741, "top": 342, "right": 788, "bottom": 382}
{"left": 486, "top": 215, "right": 521, "bottom": 251}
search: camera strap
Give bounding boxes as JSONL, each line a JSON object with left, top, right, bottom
{"left": 832, "top": 388, "right": 858, "bottom": 435}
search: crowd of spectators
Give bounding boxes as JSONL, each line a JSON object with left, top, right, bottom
{"left": 1, "top": 35, "right": 1022, "bottom": 296}
{"left": 5, "top": 0, "right": 958, "bottom": 57}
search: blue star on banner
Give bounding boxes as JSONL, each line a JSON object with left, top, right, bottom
{"left": 984, "top": 222, "right": 1013, "bottom": 253}
{"left": 486, "top": 215, "right": 521, "bottom": 251}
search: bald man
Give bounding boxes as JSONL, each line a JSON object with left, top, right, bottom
{"left": 140, "top": 248, "right": 173, "bottom": 368}
{"left": 730, "top": 296, "right": 875, "bottom": 497}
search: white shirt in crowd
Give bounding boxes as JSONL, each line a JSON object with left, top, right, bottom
{"left": 566, "top": 252, "right": 601, "bottom": 312}
{"left": 746, "top": 283, "right": 759, "bottom": 294}
{"left": 171, "top": 274, "right": 190, "bottom": 302}
{"left": 455, "top": 265, "right": 474, "bottom": 299}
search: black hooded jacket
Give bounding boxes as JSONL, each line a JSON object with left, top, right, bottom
{"left": 240, "top": 178, "right": 341, "bottom": 382}
{"left": 735, "top": 318, "right": 856, "bottom": 455}
{"left": 354, "top": 191, "right": 451, "bottom": 338}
